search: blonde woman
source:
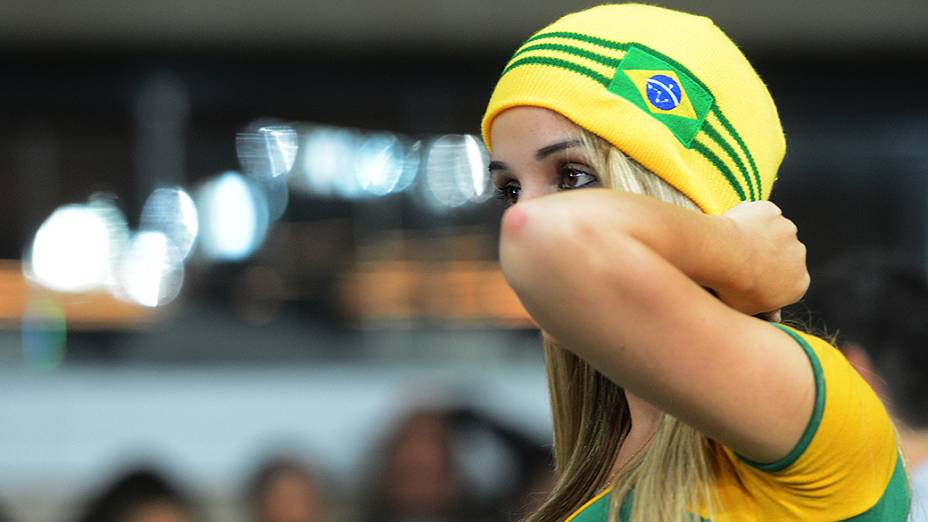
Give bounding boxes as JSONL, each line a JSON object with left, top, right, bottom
{"left": 481, "top": 4, "right": 909, "bottom": 522}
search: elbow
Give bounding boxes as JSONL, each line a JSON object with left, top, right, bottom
{"left": 498, "top": 197, "right": 613, "bottom": 295}
{"left": 499, "top": 200, "right": 557, "bottom": 294}
{"left": 499, "top": 204, "right": 532, "bottom": 291}
{"left": 500, "top": 202, "right": 533, "bottom": 243}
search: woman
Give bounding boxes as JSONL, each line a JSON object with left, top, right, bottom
{"left": 481, "top": 4, "right": 909, "bottom": 521}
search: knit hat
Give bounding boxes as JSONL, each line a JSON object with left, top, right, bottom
{"left": 481, "top": 4, "right": 785, "bottom": 215}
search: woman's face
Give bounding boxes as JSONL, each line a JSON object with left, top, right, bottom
{"left": 489, "top": 107, "right": 602, "bottom": 206}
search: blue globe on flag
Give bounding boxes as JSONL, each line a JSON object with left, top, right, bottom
{"left": 645, "top": 74, "right": 682, "bottom": 111}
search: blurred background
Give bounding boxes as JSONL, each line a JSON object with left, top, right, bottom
{"left": 0, "top": 1, "right": 926, "bottom": 521}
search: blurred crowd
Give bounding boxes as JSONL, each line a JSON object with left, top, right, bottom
{"left": 3, "top": 247, "right": 928, "bottom": 522}
{"left": 0, "top": 405, "right": 551, "bottom": 522}
{"left": 804, "top": 249, "right": 928, "bottom": 521}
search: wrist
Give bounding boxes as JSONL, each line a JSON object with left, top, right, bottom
{"left": 701, "top": 214, "right": 755, "bottom": 304}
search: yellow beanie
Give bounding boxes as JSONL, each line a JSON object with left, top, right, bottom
{"left": 481, "top": 4, "right": 785, "bottom": 215}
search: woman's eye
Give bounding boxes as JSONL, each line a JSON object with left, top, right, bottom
{"left": 494, "top": 181, "right": 521, "bottom": 205}
{"left": 561, "top": 167, "right": 599, "bottom": 190}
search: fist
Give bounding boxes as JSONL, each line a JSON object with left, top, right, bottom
{"left": 721, "top": 201, "right": 810, "bottom": 316}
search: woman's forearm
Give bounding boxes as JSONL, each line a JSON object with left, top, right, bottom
{"left": 501, "top": 189, "right": 751, "bottom": 306}
{"left": 501, "top": 189, "right": 806, "bottom": 316}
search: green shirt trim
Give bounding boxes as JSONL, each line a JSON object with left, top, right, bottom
{"left": 737, "top": 323, "right": 826, "bottom": 472}
{"left": 844, "top": 452, "right": 910, "bottom": 521}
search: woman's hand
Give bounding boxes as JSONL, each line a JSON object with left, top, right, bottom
{"left": 719, "top": 201, "right": 809, "bottom": 316}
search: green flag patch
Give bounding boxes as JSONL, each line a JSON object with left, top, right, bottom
{"left": 608, "top": 45, "right": 714, "bottom": 147}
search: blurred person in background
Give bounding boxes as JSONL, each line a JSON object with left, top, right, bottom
{"left": 74, "top": 467, "right": 194, "bottom": 522}
{"left": 360, "top": 408, "right": 475, "bottom": 522}
{"left": 805, "top": 250, "right": 928, "bottom": 521}
{"left": 246, "top": 455, "right": 327, "bottom": 522}
{"left": 362, "top": 405, "right": 553, "bottom": 522}
{"left": 481, "top": 4, "right": 908, "bottom": 522}
{"left": 444, "top": 407, "right": 553, "bottom": 520}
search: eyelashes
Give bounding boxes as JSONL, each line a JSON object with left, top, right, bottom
{"left": 492, "top": 164, "right": 600, "bottom": 206}
{"left": 561, "top": 166, "right": 599, "bottom": 190}
{"left": 494, "top": 183, "right": 519, "bottom": 204}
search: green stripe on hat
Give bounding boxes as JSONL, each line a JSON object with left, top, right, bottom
{"left": 692, "top": 139, "right": 747, "bottom": 201}
{"left": 712, "top": 109, "right": 762, "bottom": 198}
{"left": 703, "top": 121, "right": 756, "bottom": 200}
{"left": 512, "top": 43, "right": 623, "bottom": 68}
{"left": 525, "top": 31, "right": 630, "bottom": 52}
{"left": 502, "top": 56, "right": 611, "bottom": 86}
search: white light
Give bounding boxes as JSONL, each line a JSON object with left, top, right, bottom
{"left": 356, "top": 133, "right": 403, "bottom": 196}
{"left": 28, "top": 204, "right": 122, "bottom": 292}
{"left": 296, "top": 127, "right": 363, "bottom": 198}
{"left": 87, "top": 194, "right": 130, "bottom": 292}
{"left": 424, "top": 135, "right": 486, "bottom": 209}
{"left": 258, "top": 176, "right": 290, "bottom": 223}
{"left": 140, "top": 187, "right": 199, "bottom": 260}
{"left": 394, "top": 139, "right": 421, "bottom": 194}
{"left": 466, "top": 135, "right": 492, "bottom": 202}
{"left": 236, "top": 125, "right": 299, "bottom": 180}
{"left": 119, "top": 231, "right": 185, "bottom": 307}
{"left": 197, "top": 172, "right": 268, "bottom": 261}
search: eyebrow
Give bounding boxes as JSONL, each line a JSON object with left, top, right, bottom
{"left": 488, "top": 139, "right": 583, "bottom": 173}
{"left": 488, "top": 160, "right": 508, "bottom": 172}
{"left": 535, "top": 139, "right": 583, "bottom": 160}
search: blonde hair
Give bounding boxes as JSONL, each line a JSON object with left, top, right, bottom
{"left": 524, "top": 131, "right": 719, "bottom": 522}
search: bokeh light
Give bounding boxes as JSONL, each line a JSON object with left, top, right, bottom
{"left": 295, "top": 126, "right": 364, "bottom": 198}
{"left": 396, "top": 139, "right": 422, "bottom": 194}
{"left": 256, "top": 175, "right": 290, "bottom": 223}
{"left": 236, "top": 124, "right": 299, "bottom": 180}
{"left": 355, "top": 132, "right": 405, "bottom": 197}
{"left": 88, "top": 194, "right": 131, "bottom": 292}
{"left": 288, "top": 126, "right": 495, "bottom": 205}
{"left": 140, "top": 187, "right": 199, "bottom": 260}
{"left": 197, "top": 171, "right": 269, "bottom": 262}
{"left": 465, "top": 134, "right": 492, "bottom": 204}
{"left": 27, "top": 201, "right": 128, "bottom": 293}
{"left": 422, "top": 135, "right": 492, "bottom": 210}
{"left": 119, "top": 230, "right": 185, "bottom": 307}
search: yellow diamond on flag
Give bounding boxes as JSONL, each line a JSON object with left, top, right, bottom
{"left": 622, "top": 69, "right": 697, "bottom": 120}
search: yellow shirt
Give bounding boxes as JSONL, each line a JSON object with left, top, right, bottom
{"left": 565, "top": 324, "right": 910, "bottom": 521}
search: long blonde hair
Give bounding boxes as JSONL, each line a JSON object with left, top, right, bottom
{"left": 525, "top": 131, "right": 719, "bottom": 522}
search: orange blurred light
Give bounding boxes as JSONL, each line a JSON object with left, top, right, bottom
{"left": 341, "top": 260, "right": 534, "bottom": 328}
{"left": 0, "top": 260, "right": 155, "bottom": 330}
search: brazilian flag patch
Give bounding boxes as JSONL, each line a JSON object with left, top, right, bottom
{"left": 608, "top": 45, "right": 714, "bottom": 147}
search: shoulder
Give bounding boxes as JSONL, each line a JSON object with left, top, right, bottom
{"left": 718, "top": 325, "right": 909, "bottom": 520}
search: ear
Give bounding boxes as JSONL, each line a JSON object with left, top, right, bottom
{"left": 842, "top": 342, "right": 886, "bottom": 399}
